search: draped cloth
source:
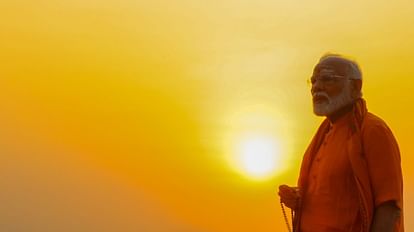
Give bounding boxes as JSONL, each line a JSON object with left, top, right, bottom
{"left": 294, "top": 98, "right": 404, "bottom": 232}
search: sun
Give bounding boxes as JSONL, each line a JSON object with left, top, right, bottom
{"left": 222, "top": 103, "right": 291, "bottom": 180}
{"left": 236, "top": 135, "right": 283, "bottom": 180}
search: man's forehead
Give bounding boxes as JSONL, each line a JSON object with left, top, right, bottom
{"left": 314, "top": 66, "right": 335, "bottom": 74}
{"left": 313, "top": 57, "right": 349, "bottom": 75}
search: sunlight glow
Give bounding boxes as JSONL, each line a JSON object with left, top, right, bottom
{"left": 237, "top": 136, "right": 282, "bottom": 179}
{"left": 223, "top": 104, "right": 291, "bottom": 181}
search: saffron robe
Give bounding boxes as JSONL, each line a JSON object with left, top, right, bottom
{"left": 295, "top": 99, "right": 404, "bottom": 232}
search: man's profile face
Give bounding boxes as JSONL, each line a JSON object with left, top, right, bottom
{"left": 311, "top": 58, "right": 354, "bottom": 116}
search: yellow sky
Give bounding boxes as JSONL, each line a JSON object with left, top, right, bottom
{"left": 1, "top": 0, "right": 414, "bottom": 231}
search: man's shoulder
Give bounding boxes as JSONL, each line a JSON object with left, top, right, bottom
{"left": 361, "top": 112, "right": 401, "bottom": 162}
{"left": 364, "top": 112, "right": 387, "bottom": 127}
{"left": 362, "top": 112, "right": 395, "bottom": 139}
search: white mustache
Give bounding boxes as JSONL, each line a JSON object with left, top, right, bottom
{"left": 313, "top": 92, "right": 330, "bottom": 99}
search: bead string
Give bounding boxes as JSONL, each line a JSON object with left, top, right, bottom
{"left": 280, "top": 200, "right": 292, "bottom": 232}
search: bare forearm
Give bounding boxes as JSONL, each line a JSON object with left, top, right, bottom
{"left": 370, "top": 201, "right": 400, "bottom": 232}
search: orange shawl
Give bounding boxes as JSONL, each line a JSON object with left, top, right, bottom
{"left": 295, "top": 98, "right": 403, "bottom": 232}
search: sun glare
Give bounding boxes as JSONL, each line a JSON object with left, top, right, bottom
{"left": 237, "top": 136, "right": 282, "bottom": 179}
{"left": 223, "top": 103, "right": 291, "bottom": 180}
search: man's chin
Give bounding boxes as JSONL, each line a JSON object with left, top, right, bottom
{"left": 313, "top": 110, "right": 328, "bottom": 116}
{"left": 313, "top": 104, "right": 331, "bottom": 116}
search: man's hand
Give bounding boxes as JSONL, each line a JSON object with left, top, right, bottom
{"left": 370, "top": 201, "right": 400, "bottom": 232}
{"left": 278, "top": 185, "right": 300, "bottom": 210}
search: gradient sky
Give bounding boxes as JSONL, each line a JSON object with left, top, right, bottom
{"left": 1, "top": 0, "right": 414, "bottom": 231}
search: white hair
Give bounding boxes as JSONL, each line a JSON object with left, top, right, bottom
{"left": 319, "top": 54, "right": 363, "bottom": 80}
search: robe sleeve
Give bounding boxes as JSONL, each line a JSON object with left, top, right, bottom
{"left": 362, "top": 120, "right": 403, "bottom": 209}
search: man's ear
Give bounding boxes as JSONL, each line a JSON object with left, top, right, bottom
{"left": 352, "top": 79, "right": 362, "bottom": 97}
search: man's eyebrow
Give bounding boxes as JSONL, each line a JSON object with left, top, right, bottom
{"left": 319, "top": 69, "right": 335, "bottom": 73}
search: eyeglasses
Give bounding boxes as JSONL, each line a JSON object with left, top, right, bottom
{"left": 307, "top": 74, "right": 348, "bottom": 86}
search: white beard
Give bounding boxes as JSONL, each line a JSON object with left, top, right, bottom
{"left": 313, "top": 85, "right": 353, "bottom": 116}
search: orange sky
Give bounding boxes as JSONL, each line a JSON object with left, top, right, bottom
{"left": 1, "top": 0, "right": 414, "bottom": 231}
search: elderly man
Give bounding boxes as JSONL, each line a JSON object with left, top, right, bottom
{"left": 279, "top": 54, "right": 404, "bottom": 232}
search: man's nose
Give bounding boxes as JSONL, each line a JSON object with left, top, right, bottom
{"left": 311, "top": 80, "right": 324, "bottom": 94}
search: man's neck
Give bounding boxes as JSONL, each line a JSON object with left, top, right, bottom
{"left": 327, "top": 101, "right": 355, "bottom": 123}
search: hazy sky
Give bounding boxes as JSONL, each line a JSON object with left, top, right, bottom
{"left": 1, "top": 0, "right": 414, "bottom": 231}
